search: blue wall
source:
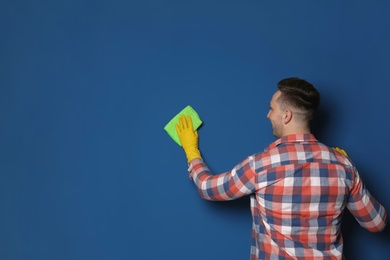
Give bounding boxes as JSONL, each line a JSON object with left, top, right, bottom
{"left": 1, "top": 1, "right": 389, "bottom": 259}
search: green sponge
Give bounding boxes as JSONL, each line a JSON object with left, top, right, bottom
{"left": 164, "top": 105, "right": 202, "bottom": 146}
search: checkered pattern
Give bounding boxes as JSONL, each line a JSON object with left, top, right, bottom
{"left": 188, "top": 134, "right": 387, "bottom": 260}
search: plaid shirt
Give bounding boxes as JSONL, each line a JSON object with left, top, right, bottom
{"left": 188, "top": 134, "right": 387, "bottom": 260}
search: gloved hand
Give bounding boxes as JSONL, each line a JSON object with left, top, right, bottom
{"left": 333, "top": 147, "right": 348, "bottom": 157}
{"left": 175, "top": 115, "right": 202, "bottom": 163}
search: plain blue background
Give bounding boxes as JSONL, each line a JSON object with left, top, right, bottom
{"left": 1, "top": 1, "right": 389, "bottom": 259}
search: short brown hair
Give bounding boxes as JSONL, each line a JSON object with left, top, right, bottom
{"left": 277, "top": 77, "right": 320, "bottom": 121}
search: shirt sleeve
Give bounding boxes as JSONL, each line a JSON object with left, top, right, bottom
{"left": 346, "top": 170, "right": 387, "bottom": 232}
{"left": 188, "top": 157, "right": 256, "bottom": 201}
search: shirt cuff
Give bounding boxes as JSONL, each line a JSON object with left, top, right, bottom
{"left": 188, "top": 158, "right": 204, "bottom": 179}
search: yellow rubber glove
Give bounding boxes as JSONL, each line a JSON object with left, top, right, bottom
{"left": 333, "top": 147, "right": 348, "bottom": 157}
{"left": 175, "top": 115, "right": 202, "bottom": 163}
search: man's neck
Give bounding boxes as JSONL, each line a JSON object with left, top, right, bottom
{"left": 282, "top": 127, "right": 311, "bottom": 137}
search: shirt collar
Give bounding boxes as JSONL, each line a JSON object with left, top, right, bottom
{"left": 267, "top": 134, "right": 317, "bottom": 150}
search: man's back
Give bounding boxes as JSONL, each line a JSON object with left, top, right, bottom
{"left": 249, "top": 134, "right": 386, "bottom": 259}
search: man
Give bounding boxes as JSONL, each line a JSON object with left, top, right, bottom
{"left": 175, "top": 77, "right": 387, "bottom": 260}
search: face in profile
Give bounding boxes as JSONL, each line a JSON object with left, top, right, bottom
{"left": 267, "top": 91, "right": 284, "bottom": 138}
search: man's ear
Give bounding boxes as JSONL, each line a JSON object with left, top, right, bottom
{"left": 283, "top": 109, "right": 293, "bottom": 124}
